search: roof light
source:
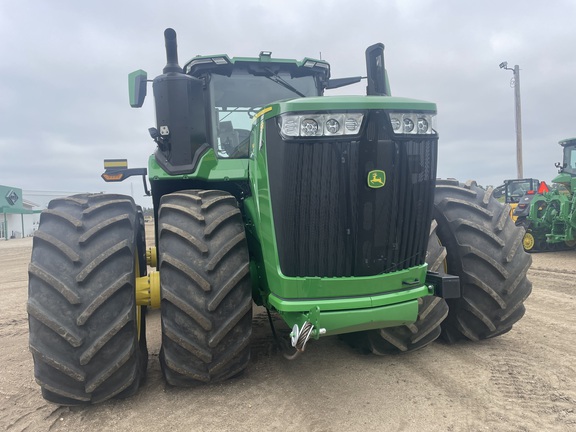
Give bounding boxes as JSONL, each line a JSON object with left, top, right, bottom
{"left": 186, "top": 56, "right": 231, "bottom": 71}
{"left": 188, "top": 58, "right": 213, "bottom": 66}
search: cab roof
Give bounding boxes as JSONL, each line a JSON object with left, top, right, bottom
{"left": 183, "top": 53, "right": 331, "bottom": 82}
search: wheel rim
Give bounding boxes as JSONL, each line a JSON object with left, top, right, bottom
{"left": 135, "top": 209, "right": 147, "bottom": 341}
{"left": 565, "top": 239, "right": 576, "bottom": 248}
{"left": 523, "top": 232, "right": 535, "bottom": 251}
{"left": 135, "top": 254, "right": 143, "bottom": 340}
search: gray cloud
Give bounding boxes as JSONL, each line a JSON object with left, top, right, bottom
{"left": 2, "top": 0, "right": 576, "bottom": 208}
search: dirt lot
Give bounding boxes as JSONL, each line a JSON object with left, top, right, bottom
{"left": 1, "top": 234, "right": 576, "bottom": 432}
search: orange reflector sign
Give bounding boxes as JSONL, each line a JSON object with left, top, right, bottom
{"left": 538, "top": 181, "right": 550, "bottom": 194}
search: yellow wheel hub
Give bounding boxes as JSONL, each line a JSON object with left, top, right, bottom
{"left": 135, "top": 246, "right": 160, "bottom": 309}
{"left": 523, "top": 232, "right": 535, "bottom": 251}
{"left": 135, "top": 254, "right": 143, "bottom": 339}
{"left": 136, "top": 271, "right": 161, "bottom": 309}
{"left": 146, "top": 247, "right": 157, "bottom": 268}
{"left": 135, "top": 246, "right": 160, "bottom": 342}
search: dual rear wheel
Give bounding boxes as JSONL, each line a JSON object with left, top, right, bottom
{"left": 28, "top": 190, "right": 252, "bottom": 404}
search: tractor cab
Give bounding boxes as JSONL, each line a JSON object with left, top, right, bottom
{"left": 553, "top": 138, "right": 576, "bottom": 192}
{"left": 127, "top": 32, "right": 340, "bottom": 172}
{"left": 559, "top": 138, "right": 576, "bottom": 174}
{"left": 183, "top": 53, "right": 330, "bottom": 158}
{"left": 494, "top": 178, "right": 540, "bottom": 222}
{"left": 503, "top": 178, "right": 540, "bottom": 204}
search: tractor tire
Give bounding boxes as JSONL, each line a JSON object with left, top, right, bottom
{"left": 434, "top": 180, "right": 532, "bottom": 343}
{"left": 340, "top": 220, "right": 449, "bottom": 355}
{"left": 28, "top": 194, "right": 147, "bottom": 405}
{"left": 158, "top": 190, "right": 252, "bottom": 386}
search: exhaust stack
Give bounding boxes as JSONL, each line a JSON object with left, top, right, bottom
{"left": 163, "top": 28, "right": 183, "bottom": 74}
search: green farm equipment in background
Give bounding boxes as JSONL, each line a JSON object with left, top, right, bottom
{"left": 27, "top": 28, "right": 532, "bottom": 405}
{"left": 515, "top": 138, "right": 576, "bottom": 252}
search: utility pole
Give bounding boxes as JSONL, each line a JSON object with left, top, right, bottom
{"left": 499, "top": 62, "right": 523, "bottom": 179}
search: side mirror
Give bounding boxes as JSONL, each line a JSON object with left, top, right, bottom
{"left": 365, "top": 43, "right": 389, "bottom": 96}
{"left": 129, "top": 69, "right": 148, "bottom": 108}
{"left": 326, "top": 76, "right": 362, "bottom": 90}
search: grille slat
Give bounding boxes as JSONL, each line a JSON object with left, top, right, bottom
{"left": 266, "top": 112, "right": 437, "bottom": 278}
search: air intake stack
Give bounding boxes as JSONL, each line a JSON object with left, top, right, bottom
{"left": 152, "top": 28, "right": 209, "bottom": 174}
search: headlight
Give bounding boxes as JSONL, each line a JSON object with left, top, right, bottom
{"left": 389, "top": 112, "right": 436, "bottom": 135}
{"left": 301, "top": 118, "right": 321, "bottom": 136}
{"left": 279, "top": 113, "right": 364, "bottom": 138}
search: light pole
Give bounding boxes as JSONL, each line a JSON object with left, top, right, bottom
{"left": 499, "top": 61, "right": 523, "bottom": 179}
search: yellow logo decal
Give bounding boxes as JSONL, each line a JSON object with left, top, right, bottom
{"left": 368, "top": 170, "right": 386, "bottom": 188}
{"left": 254, "top": 106, "right": 272, "bottom": 120}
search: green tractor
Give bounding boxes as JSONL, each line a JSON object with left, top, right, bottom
{"left": 28, "top": 29, "right": 532, "bottom": 405}
{"left": 515, "top": 138, "right": 576, "bottom": 252}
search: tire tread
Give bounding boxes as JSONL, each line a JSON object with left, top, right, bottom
{"left": 434, "top": 180, "right": 532, "bottom": 342}
{"left": 28, "top": 193, "right": 146, "bottom": 405}
{"left": 159, "top": 190, "right": 252, "bottom": 386}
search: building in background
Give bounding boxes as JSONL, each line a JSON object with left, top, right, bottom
{"left": 0, "top": 185, "right": 42, "bottom": 240}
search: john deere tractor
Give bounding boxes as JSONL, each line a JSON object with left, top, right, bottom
{"left": 515, "top": 138, "right": 576, "bottom": 252}
{"left": 28, "top": 29, "right": 532, "bottom": 405}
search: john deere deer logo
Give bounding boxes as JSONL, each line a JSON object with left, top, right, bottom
{"left": 368, "top": 170, "right": 386, "bottom": 188}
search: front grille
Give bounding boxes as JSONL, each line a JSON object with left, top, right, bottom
{"left": 266, "top": 111, "right": 437, "bottom": 278}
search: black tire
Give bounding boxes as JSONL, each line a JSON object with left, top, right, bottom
{"left": 28, "top": 194, "right": 147, "bottom": 405}
{"left": 434, "top": 180, "right": 532, "bottom": 343}
{"left": 340, "top": 220, "right": 449, "bottom": 355}
{"left": 158, "top": 190, "right": 252, "bottom": 386}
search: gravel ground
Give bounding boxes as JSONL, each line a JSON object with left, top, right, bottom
{"left": 1, "top": 234, "right": 575, "bottom": 432}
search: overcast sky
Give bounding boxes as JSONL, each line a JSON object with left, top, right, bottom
{"left": 2, "top": 0, "right": 575, "bottom": 208}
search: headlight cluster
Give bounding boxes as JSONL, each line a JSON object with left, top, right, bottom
{"left": 279, "top": 113, "right": 365, "bottom": 138}
{"left": 389, "top": 112, "right": 436, "bottom": 135}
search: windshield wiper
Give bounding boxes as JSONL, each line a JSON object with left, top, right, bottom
{"left": 263, "top": 68, "right": 307, "bottom": 98}
{"left": 218, "top": 106, "right": 241, "bottom": 123}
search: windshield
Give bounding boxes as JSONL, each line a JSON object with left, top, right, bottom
{"left": 563, "top": 145, "right": 576, "bottom": 175}
{"left": 506, "top": 179, "right": 538, "bottom": 203}
{"left": 209, "top": 69, "right": 319, "bottom": 158}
